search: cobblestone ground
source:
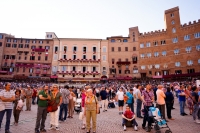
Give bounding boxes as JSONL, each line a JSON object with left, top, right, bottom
{"left": 1, "top": 98, "right": 200, "bottom": 133}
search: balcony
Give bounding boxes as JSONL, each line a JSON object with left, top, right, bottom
{"left": 116, "top": 61, "right": 131, "bottom": 65}
{"left": 34, "top": 64, "right": 41, "bottom": 68}
{"left": 15, "top": 64, "right": 34, "bottom": 67}
{"left": 32, "top": 48, "right": 45, "bottom": 52}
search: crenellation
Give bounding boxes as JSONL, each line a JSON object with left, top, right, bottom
{"left": 193, "top": 21, "right": 196, "bottom": 24}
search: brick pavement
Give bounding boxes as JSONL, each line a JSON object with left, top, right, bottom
{"left": 1, "top": 98, "right": 200, "bottom": 133}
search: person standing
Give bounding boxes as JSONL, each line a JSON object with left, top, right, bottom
{"left": 126, "top": 88, "right": 134, "bottom": 113}
{"left": 135, "top": 85, "right": 143, "bottom": 118}
{"left": 81, "top": 87, "right": 87, "bottom": 129}
{"left": 25, "top": 85, "right": 33, "bottom": 111}
{"left": 59, "top": 85, "right": 70, "bottom": 122}
{"left": 68, "top": 87, "right": 76, "bottom": 118}
{"left": 35, "top": 85, "right": 51, "bottom": 133}
{"left": 191, "top": 86, "right": 200, "bottom": 123}
{"left": 32, "top": 87, "right": 37, "bottom": 105}
{"left": 165, "top": 87, "right": 174, "bottom": 120}
{"left": 178, "top": 85, "right": 187, "bottom": 116}
{"left": 49, "top": 84, "right": 62, "bottom": 130}
{"left": 100, "top": 87, "right": 108, "bottom": 112}
{"left": 116, "top": 87, "right": 124, "bottom": 115}
{"left": 0, "top": 83, "right": 15, "bottom": 133}
{"left": 156, "top": 85, "right": 166, "bottom": 120}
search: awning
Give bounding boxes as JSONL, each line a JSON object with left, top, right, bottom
{"left": 152, "top": 76, "right": 163, "bottom": 79}
{"left": 0, "top": 71, "right": 7, "bottom": 74}
{"left": 50, "top": 75, "right": 58, "bottom": 78}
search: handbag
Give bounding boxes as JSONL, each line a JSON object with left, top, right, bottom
{"left": 79, "top": 112, "right": 83, "bottom": 120}
{"left": 94, "top": 96, "right": 100, "bottom": 114}
{"left": 0, "top": 103, "right": 5, "bottom": 111}
{"left": 47, "top": 100, "right": 58, "bottom": 113}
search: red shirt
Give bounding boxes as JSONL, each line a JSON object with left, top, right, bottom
{"left": 32, "top": 89, "right": 37, "bottom": 97}
{"left": 124, "top": 110, "right": 134, "bottom": 119}
{"left": 81, "top": 92, "right": 86, "bottom": 107}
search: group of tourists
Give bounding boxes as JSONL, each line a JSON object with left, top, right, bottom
{"left": 0, "top": 80, "right": 199, "bottom": 133}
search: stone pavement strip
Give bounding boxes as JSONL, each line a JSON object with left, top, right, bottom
{"left": 1, "top": 99, "right": 200, "bottom": 133}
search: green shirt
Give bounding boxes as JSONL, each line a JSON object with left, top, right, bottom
{"left": 38, "top": 90, "right": 48, "bottom": 107}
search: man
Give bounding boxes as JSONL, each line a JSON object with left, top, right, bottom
{"left": 156, "top": 85, "right": 166, "bottom": 120}
{"left": 178, "top": 85, "right": 187, "bottom": 116}
{"left": 135, "top": 85, "right": 143, "bottom": 118}
{"left": 25, "top": 85, "right": 33, "bottom": 111}
{"left": 191, "top": 86, "right": 200, "bottom": 123}
{"left": 126, "top": 88, "right": 134, "bottom": 113}
{"left": 35, "top": 85, "right": 51, "bottom": 133}
{"left": 59, "top": 85, "right": 70, "bottom": 122}
{"left": 141, "top": 84, "right": 154, "bottom": 132}
{"left": 0, "top": 83, "right": 15, "bottom": 133}
{"left": 100, "top": 87, "right": 108, "bottom": 112}
{"left": 122, "top": 106, "right": 138, "bottom": 131}
{"left": 32, "top": 87, "right": 37, "bottom": 105}
{"left": 116, "top": 87, "right": 124, "bottom": 115}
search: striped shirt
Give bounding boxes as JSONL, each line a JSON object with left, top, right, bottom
{"left": 0, "top": 90, "right": 15, "bottom": 109}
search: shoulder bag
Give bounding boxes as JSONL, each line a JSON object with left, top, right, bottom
{"left": 94, "top": 96, "right": 100, "bottom": 114}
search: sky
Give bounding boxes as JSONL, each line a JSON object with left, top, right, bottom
{"left": 1, "top": 0, "right": 200, "bottom": 39}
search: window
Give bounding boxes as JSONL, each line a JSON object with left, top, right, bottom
{"left": 39, "top": 46, "right": 42, "bottom": 49}
{"left": 92, "top": 67, "right": 96, "bottom": 72}
{"left": 6, "top": 43, "right": 11, "bottom": 47}
{"left": 62, "top": 66, "right": 66, "bottom": 72}
{"left": 175, "top": 62, "right": 181, "bottom": 67}
{"left": 171, "top": 13, "right": 174, "bottom": 17}
{"left": 83, "top": 55, "right": 86, "bottom": 59}
{"left": 7, "top": 39, "right": 11, "bottom": 42}
{"left": 162, "top": 51, "right": 167, "bottom": 56}
{"left": 140, "top": 54, "right": 145, "bottom": 58}
{"left": 102, "top": 47, "right": 106, "bottom": 52}
{"left": 140, "top": 43, "right": 144, "bottom": 48}
{"left": 123, "top": 39, "right": 128, "bottom": 42}
{"left": 172, "top": 37, "right": 178, "bottom": 43}
{"left": 117, "top": 39, "right": 121, "bottom": 42}
{"left": 0, "top": 42, "right": 2, "bottom": 47}
{"left": 125, "top": 47, "right": 128, "bottom": 51}
{"left": 102, "top": 55, "right": 106, "bottom": 61}
{"left": 93, "top": 55, "right": 96, "bottom": 60}
{"left": 198, "top": 59, "right": 200, "bottom": 64}
{"left": 73, "top": 55, "right": 76, "bottom": 60}
{"left": 154, "top": 52, "right": 159, "bottom": 57}
{"left": 38, "top": 56, "right": 41, "bottom": 61}
{"left": 147, "top": 53, "right": 151, "bottom": 58}
{"left": 194, "top": 32, "right": 200, "bottom": 38}
{"left": 55, "top": 46, "right": 58, "bottom": 53}
{"left": 25, "top": 44, "right": 29, "bottom": 48}
{"left": 45, "top": 56, "right": 48, "bottom": 61}
{"left": 174, "top": 49, "right": 180, "bottom": 55}
{"left": 184, "top": 35, "right": 190, "bottom": 41}
{"left": 93, "top": 47, "right": 96, "bottom": 53}
{"left": 103, "top": 67, "right": 106, "bottom": 71}
{"left": 187, "top": 60, "right": 193, "bottom": 66}
{"left": 30, "top": 56, "right": 35, "bottom": 60}
{"left": 132, "top": 56, "right": 137, "bottom": 63}
{"left": 26, "top": 40, "right": 30, "bottom": 43}
{"left": 31, "top": 45, "right": 36, "bottom": 49}
{"left": 72, "top": 66, "right": 76, "bottom": 71}
{"left": 39, "top": 40, "right": 43, "bottom": 44}
{"left": 83, "top": 66, "right": 86, "bottom": 72}
{"left": 73, "top": 46, "right": 77, "bottom": 52}
{"left": 172, "top": 28, "right": 176, "bottom": 33}
{"left": 111, "top": 39, "right": 115, "bottom": 42}
{"left": 175, "top": 70, "right": 182, "bottom": 74}
{"left": 29, "top": 68, "right": 33, "bottom": 73}
{"left": 171, "top": 20, "right": 175, "bottom": 24}
{"left": 118, "top": 47, "right": 121, "bottom": 52}
{"left": 196, "top": 44, "right": 200, "bottom": 51}
{"left": 13, "top": 39, "right": 17, "bottom": 43}
{"left": 141, "top": 66, "right": 145, "bottom": 70}
{"left": 155, "top": 64, "right": 160, "bottom": 69}
{"left": 187, "top": 69, "right": 195, "bottom": 74}
{"left": 32, "top": 40, "right": 36, "bottom": 43}
{"left": 185, "top": 46, "right": 192, "bottom": 53}
{"left": 83, "top": 46, "right": 87, "bottom": 53}
{"left": 161, "top": 40, "right": 166, "bottom": 45}
{"left": 133, "top": 67, "right": 138, "bottom": 74}
{"left": 53, "top": 54, "right": 58, "bottom": 60}
{"left": 11, "top": 55, "right": 15, "bottom": 59}
{"left": 112, "top": 59, "right": 114, "bottom": 64}
{"left": 12, "top": 44, "right": 17, "bottom": 48}
{"left": 63, "top": 55, "right": 67, "bottom": 59}
{"left": 148, "top": 65, "right": 152, "bottom": 69}
{"left": 146, "top": 42, "right": 151, "bottom": 47}
{"left": 118, "top": 70, "right": 121, "bottom": 74}
{"left": 111, "top": 47, "right": 114, "bottom": 52}
{"left": 18, "top": 44, "right": 23, "bottom": 48}
{"left": 153, "top": 41, "right": 158, "bottom": 46}
{"left": 133, "top": 47, "right": 136, "bottom": 51}
{"left": 0, "top": 34, "right": 3, "bottom": 39}
{"left": 63, "top": 46, "right": 67, "bottom": 52}
{"left": 24, "top": 56, "right": 27, "bottom": 60}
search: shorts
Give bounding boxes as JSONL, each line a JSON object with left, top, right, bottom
{"left": 118, "top": 100, "right": 124, "bottom": 107}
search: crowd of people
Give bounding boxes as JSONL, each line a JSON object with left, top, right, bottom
{"left": 0, "top": 80, "right": 199, "bottom": 133}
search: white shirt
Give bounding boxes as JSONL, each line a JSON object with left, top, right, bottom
{"left": 116, "top": 91, "right": 124, "bottom": 100}
{"left": 133, "top": 87, "right": 137, "bottom": 95}
{"left": 135, "top": 89, "right": 141, "bottom": 99}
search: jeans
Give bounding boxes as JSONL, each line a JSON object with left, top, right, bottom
{"left": 35, "top": 106, "right": 47, "bottom": 130}
{"left": 0, "top": 109, "right": 12, "bottom": 131}
{"left": 166, "top": 102, "right": 172, "bottom": 119}
{"left": 127, "top": 103, "right": 134, "bottom": 113}
{"left": 122, "top": 118, "right": 138, "bottom": 126}
{"left": 136, "top": 99, "right": 142, "bottom": 117}
{"left": 59, "top": 103, "right": 68, "bottom": 121}
{"left": 32, "top": 97, "right": 36, "bottom": 104}
{"left": 193, "top": 104, "right": 200, "bottom": 120}
{"left": 179, "top": 101, "right": 186, "bottom": 114}
{"left": 142, "top": 106, "right": 153, "bottom": 127}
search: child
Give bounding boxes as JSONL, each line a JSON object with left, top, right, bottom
{"left": 122, "top": 106, "right": 138, "bottom": 131}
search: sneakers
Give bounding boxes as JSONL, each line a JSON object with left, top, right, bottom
{"left": 49, "top": 124, "right": 54, "bottom": 130}
{"left": 123, "top": 125, "right": 126, "bottom": 131}
{"left": 195, "top": 119, "right": 200, "bottom": 124}
{"left": 134, "top": 125, "right": 138, "bottom": 131}
{"left": 55, "top": 127, "right": 59, "bottom": 130}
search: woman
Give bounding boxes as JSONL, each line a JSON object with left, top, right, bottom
{"left": 165, "top": 87, "right": 175, "bottom": 120}
{"left": 49, "top": 84, "right": 62, "bottom": 131}
{"left": 81, "top": 88, "right": 87, "bottom": 129}
{"left": 13, "top": 89, "right": 24, "bottom": 126}
{"left": 84, "top": 88, "right": 99, "bottom": 133}
{"left": 68, "top": 87, "right": 76, "bottom": 118}
{"left": 185, "top": 85, "right": 193, "bottom": 115}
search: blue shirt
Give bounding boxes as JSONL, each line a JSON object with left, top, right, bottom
{"left": 100, "top": 90, "right": 107, "bottom": 100}
{"left": 178, "top": 90, "right": 186, "bottom": 101}
{"left": 126, "top": 92, "right": 133, "bottom": 104}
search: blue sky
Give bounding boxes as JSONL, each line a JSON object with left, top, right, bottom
{"left": 1, "top": 0, "right": 200, "bottom": 39}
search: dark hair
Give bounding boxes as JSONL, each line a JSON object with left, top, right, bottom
{"left": 136, "top": 84, "right": 140, "bottom": 88}
{"left": 166, "top": 87, "right": 171, "bottom": 92}
{"left": 5, "top": 82, "right": 10, "bottom": 87}
{"left": 130, "top": 88, "right": 133, "bottom": 91}
{"left": 192, "top": 86, "right": 197, "bottom": 91}
{"left": 15, "top": 89, "right": 21, "bottom": 95}
{"left": 64, "top": 85, "right": 69, "bottom": 89}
